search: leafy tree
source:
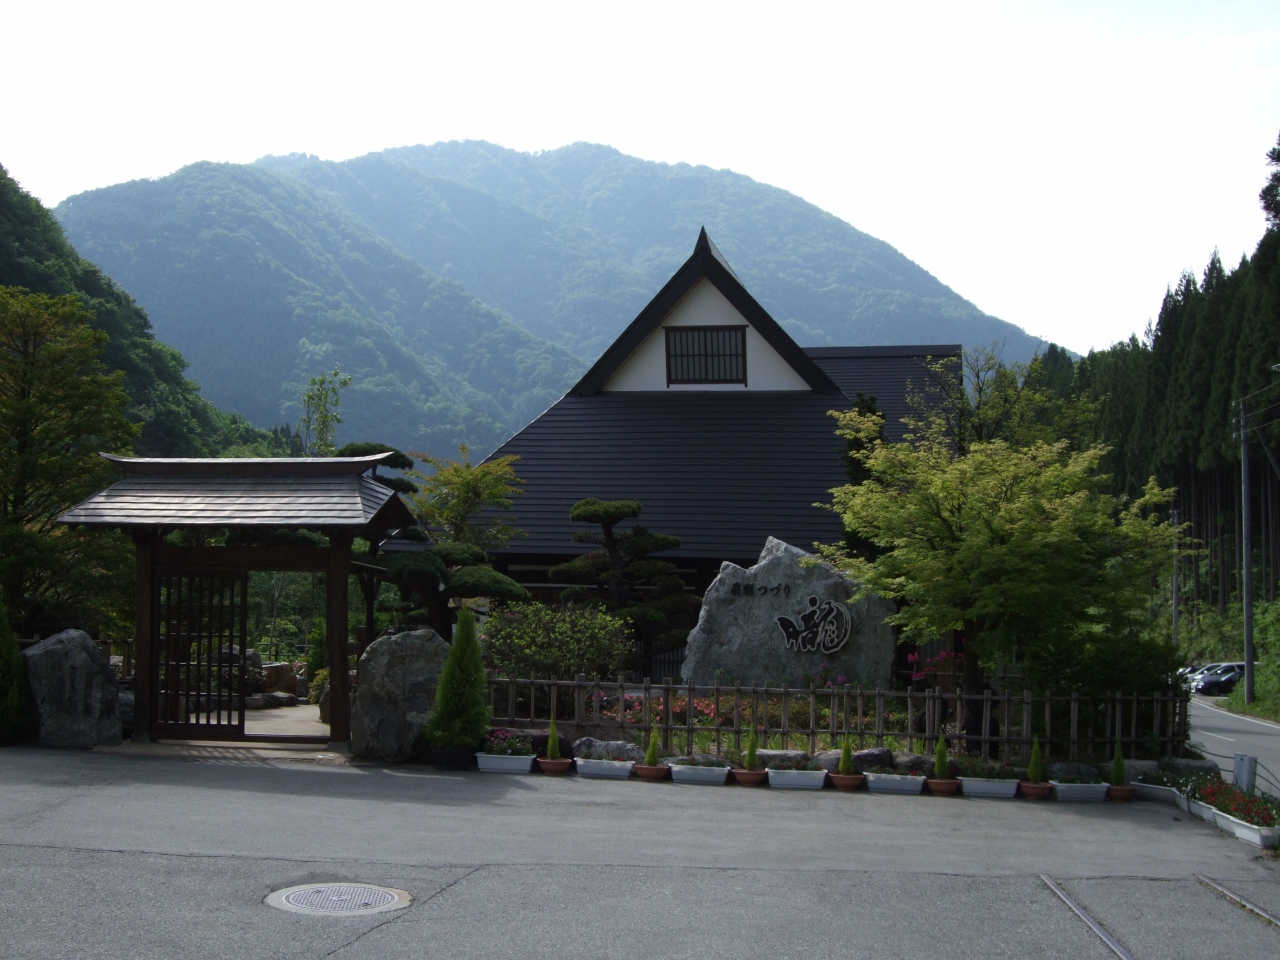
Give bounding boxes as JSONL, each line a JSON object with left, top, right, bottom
{"left": 550, "top": 499, "right": 699, "bottom": 638}
{"left": 407, "top": 444, "right": 523, "bottom": 549}
{"left": 822, "top": 404, "right": 1180, "bottom": 724}
{"left": 298, "top": 366, "right": 351, "bottom": 456}
{"left": 481, "top": 603, "right": 630, "bottom": 679}
{"left": 1262, "top": 130, "right": 1280, "bottom": 229}
{"left": 423, "top": 606, "right": 491, "bottom": 750}
{"left": 384, "top": 539, "right": 529, "bottom": 641}
{"left": 0, "top": 287, "right": 137, "bottom": 634}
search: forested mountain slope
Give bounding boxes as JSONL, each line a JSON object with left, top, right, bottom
{"left": 0, "top": 164, "right": 264, "bottom": 456}
{"left": 259, "top": 141, "right": 1047, "bottom": 360}
{"left": 56, "top": 162, "right": 585, "bottom": 457}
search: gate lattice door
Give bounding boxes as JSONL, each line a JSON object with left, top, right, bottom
{"left": 152, "top": 573, "right": 249, "bottom": 740}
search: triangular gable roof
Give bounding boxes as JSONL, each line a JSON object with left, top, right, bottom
{"left": 570, "top": 228, "right": 842, "bottom": 396}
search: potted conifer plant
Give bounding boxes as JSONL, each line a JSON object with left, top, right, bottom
{"left": 1019, "top": 737, "right": 1051, "bottom": 799}
{"left": 829, "top": 736, "right": 865, "bottom": 791}
{"left": 925, "top": 736, "right": 960, "bottom": 795}
{"left": 635, "top": 722, "right": 670, "bottom": 781}
{"left": 424, "top": 607, "right": 491, "bottom": 770}
{"left": 537, "top": 714, "right": 573, "bottom": 775}
{"left": 1106, "top": 742, "right": 1135, "bottom": 801}
{"left": 732, "top": 729, "right": 767, "bottom": 786}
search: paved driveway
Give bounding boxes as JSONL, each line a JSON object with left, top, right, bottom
{"left": 0, "top": 746, "right": 1277, "bottom": 959}
{"left": 1190, "top": 697, "right": 1280, "bottom": 791}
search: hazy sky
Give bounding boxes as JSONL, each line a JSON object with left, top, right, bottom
{"left": 4, "top": 1, "right": 1278, "bottom": 354}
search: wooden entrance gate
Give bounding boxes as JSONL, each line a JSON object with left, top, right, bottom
{"left": 152, "top": 572, "right": 250, "bottom": 741}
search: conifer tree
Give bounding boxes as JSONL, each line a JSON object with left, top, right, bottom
{"left": 423, "top": 607, "right": 491, "bottom": 749}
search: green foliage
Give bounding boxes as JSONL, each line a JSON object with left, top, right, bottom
{"left": 933, "top": 736, "right": 950, "bottom": 781}
{"left": 838, "top": 735, "right": 854, "bottom": 776}
{"left": 1262, "top": 131, "right": 1280, "bottom": 229}
{"left": 423, "top": 607, "right": 491, "bottom": 750}
{"left": 545, "top": 713, "right": 560, "bottom": 760}
{"left": 824, "top": 388, "right": 1180, "bottom": 695}
{"left": 744, "top": 728, "right": 759, "bottom": 772}
{"left": 408, "top": 444, "right": 524, "bottom": 549}
{"left": 1027, "top": 737, "right": 1045, "bottom": 784}
{"left": 0, "top": 599, "right": 24, "bottom": 727}
{"left": 1110, "top": 742, "right": 1127, "bottom": 786}
{"left": 383, "top": 543, "right": 528, "bottom": 639}
{"left": 644, "top": 723, "right": 661, "bottom": 767}
{"left": 298, "top": 367, "right": 351, "bottom": 456}
{"left": 0, "top": 287, "right": 140, "bottom": 634}
{"left": 308, "top": 667, "right": 329, "bottom": 704}
{"left": 551, "top": 497, "right": 699, "bottom": 628}
{"left": 481, "top": 603, "right": 631, "bottom": 679}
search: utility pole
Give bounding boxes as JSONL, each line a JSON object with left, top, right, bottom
{"left": 1170, "top": 507, "right": 1179, "bottom": 648}
{"left": 1239, "top": 400, "right": 1255, "bottom": 704}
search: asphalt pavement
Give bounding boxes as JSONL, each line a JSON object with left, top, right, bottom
{"left": 1, "top": 745, "right": 1278, "bottom": 959}
{"left": 1189, "top": 697, "right": 1280, "bottom": 791}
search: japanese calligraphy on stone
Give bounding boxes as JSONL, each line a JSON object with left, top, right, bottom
{"left": 776, "top": 596, "right": 853, "bottom": 654}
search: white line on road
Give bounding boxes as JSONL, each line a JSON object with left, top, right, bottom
{"left": 1193, "top": 699, "right": 1280, "bottom": 732}
{"left": 1201, "top": 732, "right": 1236, "bottom": 741}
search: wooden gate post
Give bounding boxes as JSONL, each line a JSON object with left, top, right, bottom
{"left": 326, "top": 532, "right": 353, "bottom": 750}
{"left": 132, "top": 529, "right": 156, "bottom": 742}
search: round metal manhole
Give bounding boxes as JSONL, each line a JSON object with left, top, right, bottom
{"left": 266, "top": 883, "right": 412, "bottom": 916}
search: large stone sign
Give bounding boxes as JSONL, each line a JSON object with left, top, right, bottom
{"left": 681, "top": 537, "right": 895, "bottom": 687}
{"left": 351, "top": 628, "right": 450, "bottom": 762}
{"left": 22, "top": 629, "right": 122, "bottom": 747}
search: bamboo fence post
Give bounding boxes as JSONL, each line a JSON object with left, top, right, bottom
{"left": 842, "top": 683, "right": 851, "bottom": 744}
{"left": 662, "top": 677, "right": 673, "bottom": 753}
{"left": 1130, "top": 691, "right": 1138, "bottom": 757}
{"left": 550, "top": 676, "right": 557, "bottom": 729}
{"left": 1044, "top": 689, "right": 1052, "bottom": 759}
{"left": 593, "top": 675, "right": 601, "bottom": 728}
{"left": 1021, "top": 689, "right": 1032, "bottom": 763}
{"left": 907, "top": 687, "right": 915, "bottom": 752}
{"left": 981, "top": 688, "right": 992, "bottom": 759}
{"left": 1001, "top": 691, "right": 1011, "bottom": 763}
{"left": 529, "top": 675, "right": 537, "bottom": 725}
{"left": 507, "top": 676, "right": 515, "bottom": 724}
{"left": 644, "top": 677, "right": 652, "bottom": 732}
{"left": 875, "top": 688, "right": 884, "bottom": 748}
{"left": 856, "top": 685, "right": 864, "bottom": 749}
{"left": 733, "top": 683, "right": 742, "bottom": 752}
{"left": 618, "top": 674, "right": 626, "bottom": 740}
{"left": 1070, "top": 691, "right": 1079, "bottom": 761}
{"left": 780, "top": 684, "right": 790, "bottom": 751}
{"left": 808, "top": 684, "right": 817, "bottom": 755}
{"left": 829, "top": 683, "right": 838, "bottom": 750}
{"left": 714, "top": 681, "right": 721, "bottom": 756}
{"left": 686, "top": 679, "right": 695, "bottom": 756}
{"left": 575, "top": 674, "right": 585, "bottom": 736}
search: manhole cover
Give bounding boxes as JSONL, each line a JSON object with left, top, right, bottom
{"left": 266, "top": 883, "right": 412, "bottom": 916}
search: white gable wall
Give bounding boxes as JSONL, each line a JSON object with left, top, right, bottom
{"left": 602, "top": 279, "right": 811, "bottom": 392}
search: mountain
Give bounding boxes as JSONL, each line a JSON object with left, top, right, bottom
{"left": 0, "top": 163, "right": 266, "bottom": 456}
{"left": 257, "top": 141, "right": 1047, "bottom": 360}
{"left": 55, "top": 162, "right": 586, "bottom": 457}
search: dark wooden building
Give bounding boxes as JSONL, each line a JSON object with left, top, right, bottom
{"left": 487, "top": 230, "right": 959, "bottom": 593}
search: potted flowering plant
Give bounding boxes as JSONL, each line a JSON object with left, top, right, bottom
{"left": 635, "top": 723, "right": 670, "bottom": 781}
{"left": 956, "top": 755, "right": 1020, "bottom": 798}
{"left": 1106, "top": 743, "right": 1135, "bottom": 801}
{"left": 865, "top": 764, "right": 925, "bottom": 795}
{"left": 733, "top": 729, "right": 767, "bottom": 786}
{"left": 925, "top": 736, "right": 960, "bottom": 796}
{"left": 670, "top": 754, "right": 732, "bottom": 785}
{"left": 1049, "top": 769, "right": 1108, "bottom": 802}
{"left": 537, "top": 714, "right": 573, "bottom": 775}
{"left": 829, "top": 736, "right": 865, "bottom": 791}
{"left": 1197, "top": 780, "right": 1280, "bottom": 848}
{"left": 1018, "top": 737, "right": 1051, "bottom": 799}
{"left": 476, "top": 729, "right": 535, "bottom": 773}
{"left": 766, "top": 755, "right": 828, "bottom": 790}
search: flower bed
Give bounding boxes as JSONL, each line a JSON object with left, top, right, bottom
{"left": 1196, "top": 780, "right": 1278, "bottom": 828}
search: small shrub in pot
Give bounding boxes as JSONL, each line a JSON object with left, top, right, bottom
{"left": 635, "top": 722, "right": 670, "bottom": 781}
{"left": 1020, "top": 737, "right": 1050, "bottom": 799}
{"left": 734, "top": 729, "right": 767, "bottom": 786}
{"left": 925, "top": 736, "right": 960, "bottom": 795}
{"left": 830, "top": 736, "right": 865, "bottom": 791}
{"left": 1107, "top": 742, "right": 1135, "bottom": 801}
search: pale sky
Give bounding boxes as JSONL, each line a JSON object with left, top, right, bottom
{"left": 3, "top": 1, "right": 1278, "bottom": 355}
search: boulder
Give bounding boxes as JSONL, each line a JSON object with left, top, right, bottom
{"left": 755, "top": 749, "right": 808, "bottom": 768}
{"left": 1162, "top": 756, "right": 1221, "bottom": 777}
{"left": 811, "top": 747, "right": 897, "bottom": 773}
{"left": 524, "top": 728, "right": 575, "bottom": 759}
{"left": 573, "top": 737, "right": 643, "bottom": 761}
{"left": 1047, "top": 761, "right": 1104, "bottom": 781}
{"left": 893, "top": 753, "right": 936, "bottom": 775}
{"left": 317, "top": 681, "right": 330, "bottom": 724}
{"left": 351, "top": 629, "right": 450, "bottom": 763}
{"left": 22, "top": 629, "right": 121, "bottom": 747}
{"left": 262, "top": 662, "right": 299, "bottom": 695}
{"left": 1122, "top": 759, "right": 1160, "bottom": 781}
{"left": 263, "top": 692, "right": 297, "bottom": 708}
{"left": 244, "top": 694, "right": 267, "bottom": 710}
{"left": 118, "top": 690, "right": 135, "bottom": 740}
{"left": 681, "top": 538, "right": 895, "bottom": 686}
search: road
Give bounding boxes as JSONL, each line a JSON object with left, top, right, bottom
{"left": 1, "top": 745, "right": 1278, "bottom": 959}
{"left": 1189, "top": 697, "right": 1280, "bottom": 792}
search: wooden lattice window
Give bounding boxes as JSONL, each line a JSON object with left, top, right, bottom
{"left": 665, "top": 326, "right": 747, "bottom": 385}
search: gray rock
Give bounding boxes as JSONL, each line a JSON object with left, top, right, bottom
{"left": 852, "top": 747, "right": 894, "bottom": 771}
{"left": 681, "top": 537, "right": 895, "bottom": 686}
{"left": 755, "top": 749, "right": 808, "bottom": 768}
{"left": 526, "top": 729, "right": 575, "bottom": 759}
{"left": 317, "top": 681, "right": 330, "bottom": 724}
{"left": 262, "top": 692, "right": 297, "bottom": 708}
{"left": 351, "top": 629, "right": 450, "bottom": 762}
{"left": 812, "top": 749, "right": 843, "bottom": 773}
{"left": 244, "top": 694, "right": 267, "bottom": 710}
{"left": 1047, "top": 761, "right": 1104, "bottom": 781}
{"left": 894, "top": 753, "right": 935, "bottom": 775}
{"left": 1122, "top": 759, "right": 1160, "bottom": 781}
{"left": 22, "top": 629, "right": 121, "bottom": 747}
{"left": 118, "top": 690, "right": 135, "bottom": 740}
{"left": 1162, "top": 756, "right": 1221, "bottom": 776}
{"left": 573, "top": 737, "right": 643, "bottom": 761}
{"left": 262, "top": 662, "right": 299, "bottom": 695}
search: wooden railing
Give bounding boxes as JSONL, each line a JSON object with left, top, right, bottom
{"left": 485, "top": 674, "right": 1191, "bottom": 763}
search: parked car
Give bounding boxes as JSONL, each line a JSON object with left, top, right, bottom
{"left": 1180, "top": 662, "right": 1224, "bottom": 690}
{"left": 1194, "top": 663, "right": 1245, "bottom": 696}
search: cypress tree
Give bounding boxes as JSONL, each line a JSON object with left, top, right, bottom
{"left": 423, "top": 607, "right": 491, "bottom": 749}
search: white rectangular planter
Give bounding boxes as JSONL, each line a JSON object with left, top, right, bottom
{"left": 1132, "top": 783, "right": 1180, "bottom": 805}
{"left": 766, "top": 769, "right": 828, "bottom": 790}
{"left": 575, "top": 758, "right": 634, "bottom": 779}
{"left": 958, "top": 777, "right": 1019, "bottom": 798}
{"left": 670, "top": 764, "right": 731, "bottom": 785}
{"left": 1214, "top": 809, "right": 1280, "bottom": 848}
{"left": 1050, "top": 781, "right": 1108, "bottom": 802}
{"left": 864, "top": 773, "right": 925, "bottom": 795}
{"left": 475, "top": 753, "right": 535, "bottom": 773}
{"left": 1188, "top": 798, "right": 1216, "bottom": 822}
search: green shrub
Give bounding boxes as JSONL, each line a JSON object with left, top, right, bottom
{"left": 1027, "top": 736, "right": 1045, "bottom": 783}
{"left": 1110, "top": 742, "right": 1127, "bottom": 786}
{"left": 0, "top": 600, "right": 23, "bottom": 727}
{"left": 545, "top": 713, "right": 560, "bottom": 760}
{"left": 744, "top": 728, "right": 759, "bottom": 771}
{"left": 308, "top": 667, "right": 329, "bottom": 705}
{"left": 481, "top": 603, "right": 630, "bottom": 679}
{"left": 933, "top": 735, "right": 949, "bottom": 780}
{"left": 839, "top": 735, "right": 854, "bottom": 776}
{"left": 644, "top": 722, "right": 661, "bottom": 766}
{"left": 423, "top": 607, "right": 491, "bottom": 750}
